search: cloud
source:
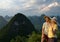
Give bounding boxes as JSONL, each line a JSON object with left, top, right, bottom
{"left": 20, "top": 0, "right": 36, "bottom": 10}
{"left": 0, "top": 0, "right": 60, "bottom": 16}
{"left": 0, "top": 0, "right": 36, "bottom": 14}
{"left": 39, "top": 2, "right": 59, "bottom": 12}
{"left": 0, "top": 0, "right": 13, "bottom": 9}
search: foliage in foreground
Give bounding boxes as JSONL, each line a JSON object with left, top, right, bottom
{"left": 10, "top": 31, "right": 60, "bottom": 42}
{"left": 10, "top": 31, "right": 41, "bottom": 42}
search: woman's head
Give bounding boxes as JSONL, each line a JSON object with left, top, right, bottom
{"left": 44, "top": 16, "right": 51, "bottom": 22}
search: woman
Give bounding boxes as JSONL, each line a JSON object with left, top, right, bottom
{"left": 48, "top": 17, "right": 58, "bottom": 42}
{"left": 41, "top": 16, "right": 51, "bottom": 42}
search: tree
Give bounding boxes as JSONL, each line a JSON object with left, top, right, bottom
{"left": 27, "top": 31, "right": 41, "bottom": 42}
{"left": 10, "top": 39, "right": 15, "bottom": 42}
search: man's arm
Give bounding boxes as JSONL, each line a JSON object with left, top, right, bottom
{"left": 52, "top": 24, "right": 58, "bottom": 35}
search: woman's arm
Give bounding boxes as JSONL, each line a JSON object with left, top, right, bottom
{"left": 41, "top": 27, "right": 44, "bottom": 42}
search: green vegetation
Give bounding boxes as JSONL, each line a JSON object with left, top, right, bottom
{"left": 27, "top": 31, "right": 41, "bottom": 42}
{"left": 0, "top": 13, "right": 60, "bottom": 42}
{"left": 10, "top": 31, "right": 60, "bottom": 42}
{"left": 0, "top": 13, "right": 36, "bottom": 42}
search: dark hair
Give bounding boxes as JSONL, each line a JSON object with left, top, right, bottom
{"left": 44, "top": 16, "right": 51, "bottom": 20}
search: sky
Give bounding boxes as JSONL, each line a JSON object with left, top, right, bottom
{"left": 0, "top": 0, "right": 60, "bottom": 16}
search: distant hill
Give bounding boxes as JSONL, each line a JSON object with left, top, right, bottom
{"left": 0, "top": 13, "right": 36, "bottom": 42}
{"left": 0, "top": 13, "right": 60, "bottom": 42}
{"left": 28, "top": 14, "right": 60, "bottom": 31}
{"left": 4, "top": 15, "right": 12, "bottom": 22}
{"left": 0, "top": 16, "right": 7, "bottom": 29}
{"left": 28, "top": 14, "right": 45, "bottom": 31}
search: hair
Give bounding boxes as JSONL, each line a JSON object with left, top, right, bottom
{"left": 52, "top": 20, "right": 57, "bottom": 24}
{"left": 44, "top": 16, "right": 51, "bottom": 20}
{"left": 51, "top": 17, "right": 57, "bottom": 24}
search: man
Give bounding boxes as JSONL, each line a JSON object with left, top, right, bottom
{"left": 41, "top": 16, "right": 51, "bottom": 42}
{"left": 48, "top": 17, "right": 58, "bottom": 42}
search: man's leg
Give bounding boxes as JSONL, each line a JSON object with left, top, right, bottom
{"left": 54, "top": 38, "right": 57, "bottom": 42}
{"left": 48, "top": 38, "right": 54, "bottom": 42}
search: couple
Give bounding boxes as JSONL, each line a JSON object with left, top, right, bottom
{"left": 41, "top": 16, "right": 58, "bottom": 42}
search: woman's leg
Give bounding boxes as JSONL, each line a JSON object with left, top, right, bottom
{"left": 44, "top": 34, "right": 48, "bottom": 42}
{"left": 41, "top": 37, "right": 45, "bottom": 42}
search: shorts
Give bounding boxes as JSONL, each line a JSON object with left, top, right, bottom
{"left": 48, "top": 38, "right": 57, "bottom": 42}
{"left": 43, "top": 34, "right": 48, "bottom": 42}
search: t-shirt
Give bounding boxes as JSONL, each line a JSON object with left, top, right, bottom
{"left": 48, "top": 24, "right": 58, "bottom": 38}
{"left": 42, "top": 22, "right": 50, "bottom": 35}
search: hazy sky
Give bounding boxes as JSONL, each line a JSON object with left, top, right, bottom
{"left": 0, "top": 0, "right": 60, "bottom": 16}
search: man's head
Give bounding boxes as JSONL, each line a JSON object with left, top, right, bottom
{"left": 51, "top": 17, "right": 57, "bottom": 24}
{"left": 44, "top": 16, "right": 51, "bottom": 22}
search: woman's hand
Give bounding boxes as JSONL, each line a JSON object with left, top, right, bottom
{"left": 41, "top": 34, "right": 44, "bottom": 42}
